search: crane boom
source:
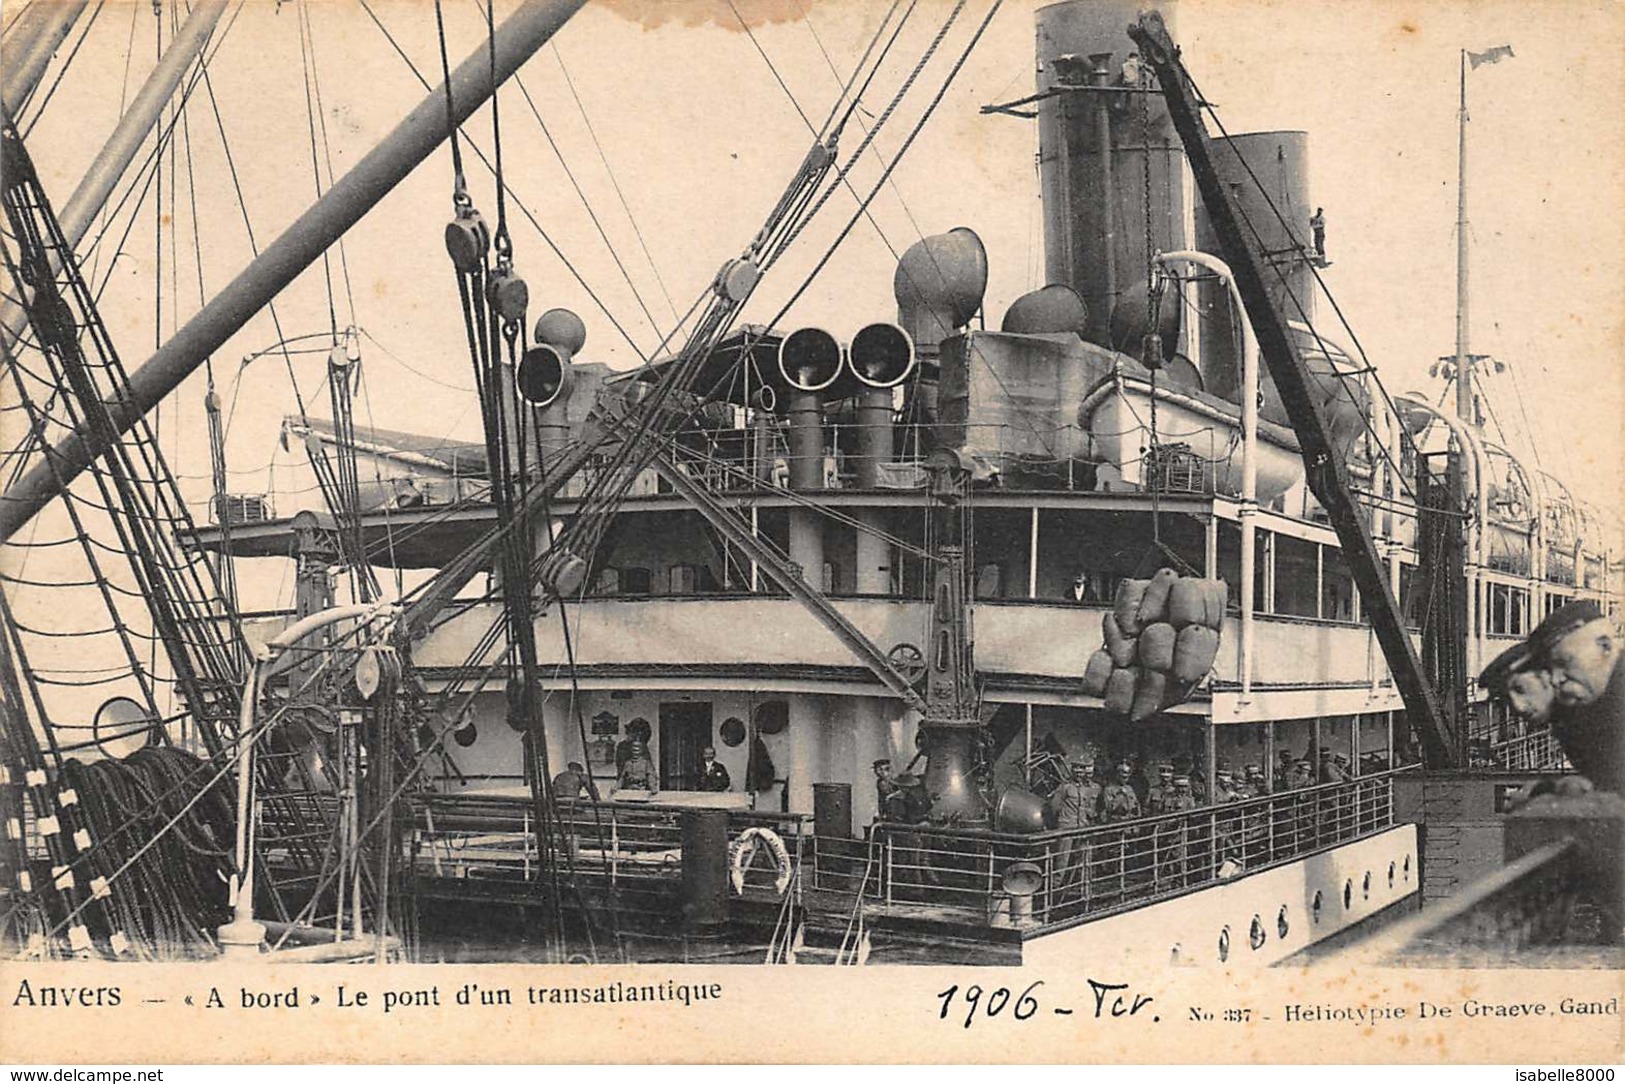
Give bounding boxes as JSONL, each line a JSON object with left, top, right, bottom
{"left": 1128, "top": 11, "right": 1457, "bottom": 767}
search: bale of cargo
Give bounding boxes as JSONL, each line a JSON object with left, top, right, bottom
{"left": 1137, "top": 621, "right": 1176, "bottom": 672}
{"left": 1205, "top": 578, "right": 1229, "bottom": 627}
{"left": 1172, "top": 624, "right": 1221, "bottom": 684}
{"left": 1113, "top": 577, "right": 1150, "bottom": 635}
{"left": 1081, "top": 648, "right": 1113, "bottom": 697}
{"left": 1136, "top": 567, "right": 1178, "bottom": 628}
{"left": 1130, "top": 669, "right": 1167, "bottom": 722}
{"left": 1103, "top": 612, "right": 1137, "bottom": 667}
{"left": 1103, "top": 666, "right": 1137, "bottom": 715}
{"left": 1167, "top": 577, "right": 1209, "bottom": 629}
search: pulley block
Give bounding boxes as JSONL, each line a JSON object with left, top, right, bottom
{"left": 444, "top": 210, "right": 491, "bottom": 273}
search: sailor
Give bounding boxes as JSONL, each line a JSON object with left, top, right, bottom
{"left": 1048, "top": 758, "right": 1102, "bottom": 829}
{"left": 1275, "top": 750, "right": 1296, "bottom": 790}
{"left": 1146, "top": 762, "right": 1175, "bottom": 814}
{"left": 1048, "top": 759, "right": 1102, "bottom": 903}
{"left": 1479, "top": 640, "right": 1555, "bottom": 734}
{"left": 1530, "top": 601, "right": 1624, "bottom": 794}
{"left": 1155, "top": 775, "right": 1196, "bottom": 888}
{"left": 1310, "top": 207, "right": 1326, "bottom": 257}
{"left": 1128, "top": 755, "right": 1152, "bottom": 807}
{"left": 1214, "top": 767, "right": 1239, "bottom": 802}
{"left": 1286, "top": 757, "right": 1315, "bottom": 790}
{"left": 1319, "top": 748, "right": 1351, "bottom": 784}
{"left": 617, "top": 739, "right": 657, "bottom": 791}
{"left": 698, "top": 746, "right": 731, "bottom": 792}
{"left": 1101, "top": 762, "right": 1141, "bottom": 822}
{"left": 1242, "top": 764, "right": 1266, "bottom": 798}
{"left": 1069, "top": 573, "right": 1090, "bottom": 603}
{"left": 551, "top": 761, "right": 593, "bottom": 804}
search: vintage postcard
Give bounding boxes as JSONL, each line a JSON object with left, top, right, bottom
{"left": 0, "top": 0, "right": 1620, "bottom": 1066}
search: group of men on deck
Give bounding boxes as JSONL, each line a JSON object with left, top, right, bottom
{"left": 1478, "top": 599, "right": 1624, "bottom": 796}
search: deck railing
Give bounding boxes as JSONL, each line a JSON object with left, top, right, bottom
{"left": 832, "top": 771, "right": 1402, "bottom": 931}
{"left": 1487, "top": 728, "right": 1567, "bottom": 772}
{"left": 408, "top": 794, "right": 809, "bottom": 894}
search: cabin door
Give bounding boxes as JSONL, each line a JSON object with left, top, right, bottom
{"left": 658, "top": 702, "right": 713, "bottom": 791}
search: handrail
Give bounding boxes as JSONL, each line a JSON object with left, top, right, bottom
{"left": 870, "top": 767, "right": 1415, "bottom": 845}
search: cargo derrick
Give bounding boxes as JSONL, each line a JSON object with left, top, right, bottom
{"left": 1128, "top": 13, "right": 1457, "bottom": 768}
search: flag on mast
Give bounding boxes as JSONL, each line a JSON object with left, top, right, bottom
{"left": 1468, "top": 45, "right": 1515, "bottom": 69}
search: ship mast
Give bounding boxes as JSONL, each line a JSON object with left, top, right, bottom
{"left": 1454, "top": 49, "right": 1472, "bottom": 424}
{"left": 1451, "top": 44, "right": 1512, "bottom": 424}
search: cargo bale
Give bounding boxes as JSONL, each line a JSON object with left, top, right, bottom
{"left": 1205, "top": 579, "right": 1229, "bottom": 628}
{"left": 1104, "top": 613, "right": 1138, "bottom": 667}
{"left": 1136, "top": 568, "right": 1178, "bottom": 628}
{"left": 1130, "top": 669, "right": 1168, "bottom": 722}
{"left": 1104, "top": 666, "right": 1137, "bottom": 715}
{"left": 1114, "top": 578, "right": 1150, "bottom": 635}
{"left": 1137, "top": 621, "right": 1176, "bottom": 672}
{"left": 1167, "top": 577, "right": 1208, "bottom": 629}
{"left": 1172, "top": 625, "right": 1221, "bottom": 684}
{"left": 1081, "top": 649, "right": 1113, "bottom": 697}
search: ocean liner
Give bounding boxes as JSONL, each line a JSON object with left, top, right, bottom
{"left": 0, "top": 0, "right": 1616, "bottom": 968}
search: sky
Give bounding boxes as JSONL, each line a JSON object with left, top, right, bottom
{"left": 8, "top": 0, "right": 1624, "bottom": 587}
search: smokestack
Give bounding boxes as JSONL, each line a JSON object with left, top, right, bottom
{"left": 1036, "top": 0, "right": 1188, "bottom": 348}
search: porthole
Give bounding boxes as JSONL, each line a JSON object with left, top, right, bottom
{"left": 1277, "top": 905, "right": 1290, "bottom": 940}
{"left": 1218, "top": 925, "right": 1231, "bottom": 963}
{"left": 453, "top": 721, "right": 478, "bottom": 748}
{"left": 1362, "top": 871, "right": 1372, "bottom": 899}
{"left": 1249, "top": 914, "right": 1266, "bottom": 951}
{"left": 1387, "top": 861, "right": 1396, "bottom": 889}
{"left": 1343, "top": 879, "right": 1353, "bottom": 910}
{"left": 1311, "top": 890, "right": 1323, "bottom": 925}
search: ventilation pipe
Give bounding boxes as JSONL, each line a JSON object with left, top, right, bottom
{"left": 519, "top": 307, "right": 585, "bottom": 464}
{"left": 846, "top": 322, "right": 914, "bottom": 489}
{"left": 894, "top": 228, "right": 987, "bottom": 441}
{"left": 777, "top": 327, "right": 843, "bottom": 589}
{"left": 1000, "top": 284, "right": 1089, "bottom": 337}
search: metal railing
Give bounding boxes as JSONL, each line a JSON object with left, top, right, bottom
{"left": 832, "top": 772, "right": 1401, "bottom": 932}
{"left": 409, "top": 793, "right": 808, "bottom": 894}
{"left": 1488, "top": 729, "right": 1567, "bottom": 772}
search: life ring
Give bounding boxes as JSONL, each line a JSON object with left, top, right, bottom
{"left": 729, "top": 826, "right": 792, "bottom": 896}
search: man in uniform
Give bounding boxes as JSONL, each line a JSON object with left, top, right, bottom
{"left": 1146, "top": 762, "right": 1175, "bottom": 815}
{"left": 1153, "top": 774, "right": 1196, "bottom": 888}
{"left": 1048, "top": 758, "right": 1101, "bottom": 903}
{"left": 1532, "top": 601, "right": 1624, "bottom": 794}
{"left": 698, "top": 746, "right": 731, "bottom": 792}
{"left": 617, "top": 740, "right": 656, "bottom": 791}
{"left": 1101, "top": 762, "right": 1141, "bottom": 823}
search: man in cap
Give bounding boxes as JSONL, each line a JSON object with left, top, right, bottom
{"left": 1155, "top": 775, "right": 1197, "bottom": 888}
{"left": 1101, "top": 762, "right": 1141, "bottom": 823}
{"left": 1479, "top": 640, "right": 1554, "bottom": 741}
{"left": 1146, "top": 762, "right": 1175, "bottom": 815}
{"left": 1048, "top": 758, "right": 1102, "bottom": 830}
{"left": 1530, "top": 601, "right": 1624, "bottom": 794}
{"left": 1319, "top": 748, "right": 1351, "bottom": 784}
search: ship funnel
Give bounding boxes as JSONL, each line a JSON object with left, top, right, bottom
{"left": 1109, "top": 276, "right": 1181, "bottom": 364}
{"left": 847, "top": 322, "right": 915, "bottom": 389}
{"left": 517, "top": 308, "right": 587, "bottom": 407}
{"left": 893, "top": 227, "right": 988, "bottom": 357}
{"left": 777, "top": 326, "right": 844, "bottom": 393}
{"left": 1000, "top": 284, "right": 1089, "bottom": 336}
